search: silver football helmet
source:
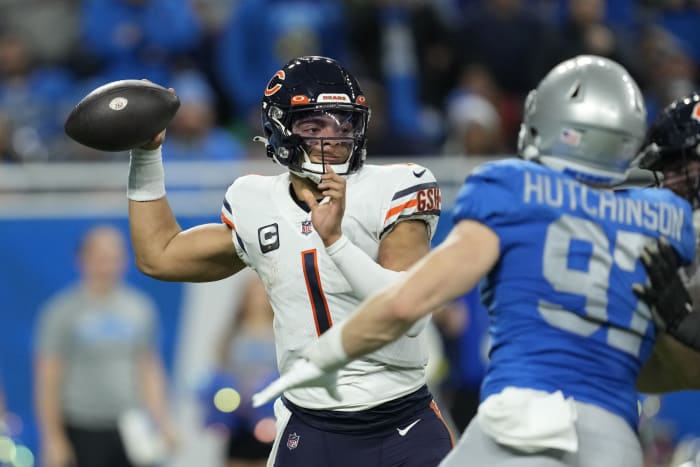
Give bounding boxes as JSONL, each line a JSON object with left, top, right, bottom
{"left": 517, "top": 55, "right": 647, "bottom": 186}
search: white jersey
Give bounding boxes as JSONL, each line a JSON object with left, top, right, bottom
{"left": 220, "top": 163, "right": 441, "bottom": 410}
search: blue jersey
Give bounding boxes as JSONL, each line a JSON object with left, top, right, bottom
{"left": 453, "top": 159, "right": 696, "bottom": 428}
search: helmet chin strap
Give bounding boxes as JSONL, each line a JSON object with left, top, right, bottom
{"left": 294, "top": 149, "right": 352, "bottom": 184}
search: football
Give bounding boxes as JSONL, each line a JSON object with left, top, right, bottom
{"left": 64, "top": 79, "right": 180, "bottom": 152}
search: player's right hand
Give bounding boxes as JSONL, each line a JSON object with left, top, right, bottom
{"left": 138, "top": 129, "right": 166, "bottom": 150}
{"left": 300, "top": 164, "right": 346, "bottom": 247}
{"left": 138, "top": 86, "right": 175, "bottom": 150}
{"left": 252, "top": 357, "right": 340, "bottom": 408}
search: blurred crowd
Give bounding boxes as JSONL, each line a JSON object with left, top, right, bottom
{"left": 0, "top": 0, "right": 699, "bottom": 164}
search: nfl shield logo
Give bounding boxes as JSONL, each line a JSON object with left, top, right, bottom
{"left": 301, "top": 220, "right": 313, "bottom": 235}
{"left": 287, "top": 432, "right": 300, "bottom": 450}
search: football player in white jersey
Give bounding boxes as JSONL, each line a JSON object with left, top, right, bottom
{"left": 126, "top": 56, "right": 453, "bottom": 466}
{"left": 633, "top": 92, "right": 700, "bottom": 375}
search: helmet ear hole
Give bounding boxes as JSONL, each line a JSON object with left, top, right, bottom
{"left": 567, "top": 81, "right": 583, "bottom": 101}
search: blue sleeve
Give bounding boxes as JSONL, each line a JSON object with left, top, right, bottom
{"left": 452, "top": 162, "right": 522, "bottom": 231}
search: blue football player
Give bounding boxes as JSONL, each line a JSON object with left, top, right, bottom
{"left": 253, "top": 55, "right": 699, "bottom": 466}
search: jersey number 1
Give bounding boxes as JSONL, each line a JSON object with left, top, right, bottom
{"left": 302, "top": 249, "right": 332, "bottom": 335}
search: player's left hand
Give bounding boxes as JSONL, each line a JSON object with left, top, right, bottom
{"left": 300, "top": 164, "right": 346, "bottom": 247}
{"left": 252, "top": 357, "right": 340, "bottom": 408}
{"left": 633, "top": 236, "right": 693, "bottom": 331}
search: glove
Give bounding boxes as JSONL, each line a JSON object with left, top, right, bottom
{"left": 633, "top": 237, "right": 693, "bottom": 331}
{"left": 633, "top": 237, "right": 700, "bottom": 350}
{"left": 252, "top": 357, "right": 340, "bottom": 408}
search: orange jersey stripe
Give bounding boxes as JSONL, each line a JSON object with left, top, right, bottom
{"left": 384, "top": 199, "right": 418, "bottom": 222}
{"left": 220, "top": 213, "right": 235, "bottom": 230}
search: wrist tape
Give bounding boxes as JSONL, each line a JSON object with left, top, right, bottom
{"left": 305, "top": 320, "right": 349, "bottom": 371}
{"left": 128, "top": 147, "right": 166, "bottom": 201}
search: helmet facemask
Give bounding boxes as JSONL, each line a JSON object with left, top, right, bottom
{"left": 286, "top": 107, "right": 367, "bottom": 182}
{"left": 657, "top": 148, "right": 700, "bottom": 209}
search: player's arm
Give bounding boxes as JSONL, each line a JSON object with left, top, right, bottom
{"left": 130, "top": 198, "right": 244, "bottom": 282}
{"left": 637, "top": 333, "right": 700, "bottom": 392}
{"left": 128, "top": 137, "right": 245, "bottom": 282}
{"left": 252, "top": 219, "right": 499, "bottom": 407}
{"left": 338, "top": 219, "right": 498, "bottom": 358}
{"left": 35, "top": 353, "right": 76, "bottom": 467}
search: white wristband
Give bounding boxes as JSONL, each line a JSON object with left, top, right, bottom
{"left": 326, "top": 234, "right": 429, "bottom": 337}
{"left": 128, "top": 147, "right": 166, "bottom": 201}
{"left": 304, "top": 320, "right": 349, "bottom": 371}
{"left": 327, "top": 234, "right": 403, "bottom": 299}
{"left": 325, "top": 235, "right": 350, "bottom": 256}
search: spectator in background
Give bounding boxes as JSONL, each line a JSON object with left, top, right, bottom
{"left": 0, "top": 30, "right": 74, "bottom": 162}
{"left": 636, "top": 25, "right": 697, "bottom": 124}
{"left": 360, "top": 77, "right": 440, "bottom": 158}
{"left": 79, "top": 0, "right": 202, "bottom": 86}
{"left": 453, "top": 1, "right": 560, "bottom": 150}
{"left": 213, "top": 0, "right": 347, "bottom": 136}
{"left": 0, "top": 113, "right": 21, "bottom": 163}
{"left": 654, "top": 0, "right": 700, "bottom": 65}
{"left": 554, "top": 0, "right": 640, "bottom": 79}
{"left": 432, "top": 289, "right": 489, "bottom": 434}
{"left": 348, "top": 0, "right": 456, "bottom": 150}
{"left": 0, "top": 381, "right": 5, "bottom": 430}
{"left": 456, "top": 0, "right": 560, "bottom": 98}
{"left": 202, "top": 275, "right": 277, "bottom": 467}
{"left": 0, "top": 0, "right": 80, "bottom": 67}
{"left": 34, "top": 225, "right": 177, "bottom": 467}
{"left": 163, "top": 69, "right": 246, "bottom": 161}
{"left": 442, "top": 92, "right": 502, "bottom": 156}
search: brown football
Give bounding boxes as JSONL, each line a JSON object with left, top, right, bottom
{"left": 64, "top": 79, "right": 180, "bottom": 152}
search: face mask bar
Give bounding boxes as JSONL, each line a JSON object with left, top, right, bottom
{"left": 285, "top": 108, "right": 366, "bottom": 181}
{"left": 661, "top": 147, "right": 700, "bottom": 209}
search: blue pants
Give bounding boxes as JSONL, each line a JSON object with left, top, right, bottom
{"left": 269, "top": 389, "right": 454, "bottom": 467}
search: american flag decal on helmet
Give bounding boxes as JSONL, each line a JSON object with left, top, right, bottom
{"left": 287, "top": 432, "right": 300, "bottom": 450}
{"left": 560, "top": 128, "right": 582, "bottom": 146}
